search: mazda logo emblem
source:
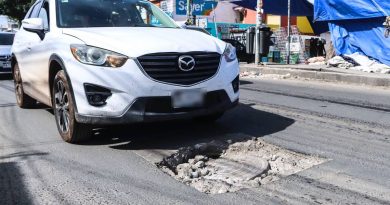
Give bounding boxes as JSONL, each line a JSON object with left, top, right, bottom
{"left": 178, "top": 55, "right": 195, "bottom": 71}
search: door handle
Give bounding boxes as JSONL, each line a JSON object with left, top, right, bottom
{"left": 27, "top": 47, "right": 32, "bottom": 51}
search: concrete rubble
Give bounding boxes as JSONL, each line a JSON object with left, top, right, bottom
{"left": 157, "top": 136, "right": 327, "bottom": 194}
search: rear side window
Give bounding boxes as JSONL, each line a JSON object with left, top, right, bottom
{"left": 38, "top": 3, "right": 50, "bottom": 30}
{"left": 28, "top": 1, "right": 43, "bottom": 19}
{"left": 0, "top": 34, "right": 15, "bottom": 45}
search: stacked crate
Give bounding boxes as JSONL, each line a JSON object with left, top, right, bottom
{"left": 273, "top": 27, "right": 288, "bottom": 63}
{"left": 290, "top": 25, "right": 306, "bottom": 63}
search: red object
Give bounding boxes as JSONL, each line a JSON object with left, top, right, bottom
{"left": 242, "top": 9, "right": 267, "bottom": 24}
{"left": 281, "top": 16, "right": 297, "bottom": 27}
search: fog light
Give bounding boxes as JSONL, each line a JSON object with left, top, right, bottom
{"left": 232, "top": 75, "right": 239, "bottom": 93}
{"left": 90, "top": 94, "right": 103, "bottom": 103}
{"left": 84, "top": 84, "right": 112, "bottom": 106}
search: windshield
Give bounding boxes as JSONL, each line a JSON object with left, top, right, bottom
{"left": 0, "top": 34, "right": 15, "bottom": 45}
{"left": 56, "top": 0, "right": 179, "bottom": 28}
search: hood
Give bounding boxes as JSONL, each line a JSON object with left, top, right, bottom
{"left": 62, "top": 27, "right": 226, "bottom": 57}
{"left": 0, "top": 46, "right": 12, "bottom": 56}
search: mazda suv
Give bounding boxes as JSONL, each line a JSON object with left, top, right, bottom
{"left": 12, "top": 0, "right": 239, "bottom": 143}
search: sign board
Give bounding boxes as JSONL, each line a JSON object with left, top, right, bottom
{"left": 159, "top": 1, "right": 173, "bottom": 18}
{"left": 196, "top": 18, "right": 208, "bottom": 28}
{"left": 176, "top": 0, "right": 218, "bottom": 16}
{"left": 160, "top": 1, "right": 169, "bottom": 12}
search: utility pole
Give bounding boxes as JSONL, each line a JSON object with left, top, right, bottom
{"left": 186, "top": 0, "right": 193, "bottom": 25}
{"left": 286, "top": 0, "right": 291, "bottom": 64}
{"left": 254, "top": 0, "right": 263, "bottom": 65}
{"left": 212, "top": 3, "right": 218, "bottom": 38}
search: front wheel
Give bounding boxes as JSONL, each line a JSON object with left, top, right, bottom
{"left": 52, "top": 70, "right": 91, "bottom": 143}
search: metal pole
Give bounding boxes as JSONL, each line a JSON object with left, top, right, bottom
{"left": 254, "top": 0, "right": 262, "bottom": 65}
{"left": 212, "top": 3, "right": 219, "bottom": 38}
{"left": 186, "top": 0, "right": 192, "bottom": 24}
{"left": 286, "top": 0, "right": 291, "bottom": 64}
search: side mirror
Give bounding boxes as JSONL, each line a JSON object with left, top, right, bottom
{"left": 22, "top": 18, "right": 45, "bottom": 40}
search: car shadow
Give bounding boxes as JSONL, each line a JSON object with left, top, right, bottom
{"left": 0, "top": 151, "right": 48, "bottom": 205}
{"left": 82, "top": 103, "right": 295, "bottom": 151}
{"left": 240, "top": 80, "right": 253, "bottom": 85}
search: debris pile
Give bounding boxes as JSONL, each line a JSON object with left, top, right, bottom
{"left": 240, "top": 71, "right": 261, "bottom": 78}
{"left": 328, "top": 53, "right": 390, "bottom": 74}
{"left": 158, "top": 136, "right": 327, "bottom": 194}
{"left": 307, "top": 56, "right": 326, "bottom": 66}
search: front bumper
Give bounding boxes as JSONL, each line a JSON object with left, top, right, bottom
{"left": 75, "top": 90, "right": 238, "bottom": 125}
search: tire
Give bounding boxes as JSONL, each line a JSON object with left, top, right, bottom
{"left": 52, "top": 70, "right": 91, "bottom": 143}
{"left": 13, "top": 62, "right": 37, "bottom": 108}
{"left": 194, "top": 112, "right": 224, "bottom": 123}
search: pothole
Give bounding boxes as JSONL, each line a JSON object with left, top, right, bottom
{"left": 157, "top": 134, "right": 327, "bottom": 194}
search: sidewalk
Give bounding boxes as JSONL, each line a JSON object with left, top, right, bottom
{"left": 240, "top": 63, "right": 390, "bottom": 87}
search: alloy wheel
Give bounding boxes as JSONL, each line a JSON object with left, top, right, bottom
{"left": 54, "top": 80, "right": 70, "bottom": 133}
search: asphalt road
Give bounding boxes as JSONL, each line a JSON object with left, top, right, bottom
{"left": 1, "top": 73, "right": 390, "bottom": 205}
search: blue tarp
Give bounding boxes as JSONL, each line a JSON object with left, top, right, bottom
{"left": 315, "top": 0, "right": 390, "bottom": 66}
{"left": 314, "top": 0, "right": 390, "bottom": 21}
{"left": 329, "top": 17, "right": 390, "bottom": 66}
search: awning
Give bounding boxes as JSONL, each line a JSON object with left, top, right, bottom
{"left": 230, "top": 0, "right": 328, "bottom": 34}
{"left": 231, "top": 0, "right": 313, "bottom": 16}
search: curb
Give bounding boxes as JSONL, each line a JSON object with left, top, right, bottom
{"left": 240, "top": 66, "right": 390, "bottom": 87}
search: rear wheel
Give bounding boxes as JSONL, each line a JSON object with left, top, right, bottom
{"left": 53, "top": 70, "right": 91, "bottom": 143}
{"left": 13, "top": 62, "right": 36, "bottom": 108}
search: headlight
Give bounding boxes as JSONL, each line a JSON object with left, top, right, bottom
{"left": 70, "top": 45, "right": 128, "bottom": 68}
{"left": 223, "top": 43, "right": 237, "bottom": 62}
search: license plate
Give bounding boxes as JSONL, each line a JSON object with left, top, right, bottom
{"left": 1, "top": 62, "right": 11, "bottom": 68}
{"left": 172, "top": 89, "right": 204, "bottom": 108}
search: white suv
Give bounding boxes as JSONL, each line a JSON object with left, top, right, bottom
{"left": 12, "top": 0, "right": 239, "bottom": 143}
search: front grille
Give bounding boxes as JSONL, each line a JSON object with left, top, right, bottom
{"left": 0, "top": 55, "right": 10, "bottom": 61}
{"left": 137, "top": 52, "right": 221, "bottom": 85}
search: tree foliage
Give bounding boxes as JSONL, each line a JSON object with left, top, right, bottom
{"left": 0, "top": 0, "right": 34, "bottom": 21}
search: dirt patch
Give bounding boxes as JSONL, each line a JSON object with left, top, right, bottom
{"left": 157, "top": 135, "right": 327, "bottom": 194}
{"left": 240, "top": 71, "right": 294, "bottom": 80}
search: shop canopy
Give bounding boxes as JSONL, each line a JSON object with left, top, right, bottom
{"left": 231, "top": 0, "right": 313, "bottom": 16}
{"left": 315, "top": 0, "right": 390, "bottom": 66}
{"left": 230, "top": 0, "right": 328, "bottom": 34}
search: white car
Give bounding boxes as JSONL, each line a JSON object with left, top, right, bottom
{"left": 0, "top": 32, "right": 14, "bottom": 72}
{"left": 12, "top": 0, "right": 239, "bottom": 143}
